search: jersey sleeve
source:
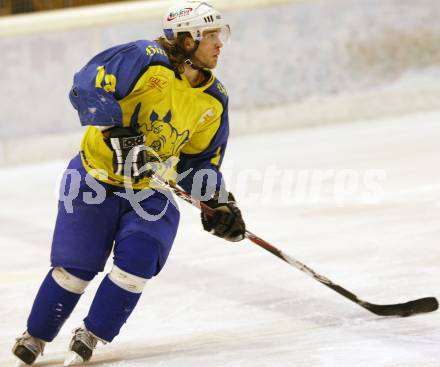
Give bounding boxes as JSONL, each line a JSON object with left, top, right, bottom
{"left": 177, "top": 81, "right": 230, "bottom": 197}
{"left": 69, "top": 41, "right": 165, "bottom": 127}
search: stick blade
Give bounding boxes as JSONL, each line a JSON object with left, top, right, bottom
{"left": 363, "top": 297, "right": 439, "bottom": 317}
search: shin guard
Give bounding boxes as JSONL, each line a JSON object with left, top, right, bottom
{"left": 27, "top": 269, "right": 92, "bottom": 342}
{"left": 84, "top": 273, "right": 143, "bottom": 342}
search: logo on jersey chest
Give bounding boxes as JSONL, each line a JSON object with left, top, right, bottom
{"left": 146, "top": 76, "right": 169, "bottom": 92}
{"left": 197, "top": 108, "right": 215, "bottom": 125}
{"left": 143, "top": 110, "right": 189, "bottom": 161}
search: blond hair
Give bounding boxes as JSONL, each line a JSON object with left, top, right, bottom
{"left": 156, "top": 33, "right": 193, "bottom": 73}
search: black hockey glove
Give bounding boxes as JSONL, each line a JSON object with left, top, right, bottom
{"left": 201, "top": 191, "right": 246, "bottom": 242}
{"left": 104, "top": 127, "right": 149, "bottom": 181}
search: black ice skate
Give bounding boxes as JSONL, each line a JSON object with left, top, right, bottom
{"left": 12, "top": 331, "right": 45, "bottom": 366}
{"left": 64, "top": 326, "right": 103, "bottom": 366}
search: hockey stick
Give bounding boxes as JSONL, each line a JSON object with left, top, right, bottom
{"left": 150, "top": 176, "right": 438, "bottom": 317}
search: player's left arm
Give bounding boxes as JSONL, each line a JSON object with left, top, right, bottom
{"left": 177, "top": 103, "right": 245, "bottom": 242}
{"left": 177, "top": 108, "right": 228, "bottom": 197}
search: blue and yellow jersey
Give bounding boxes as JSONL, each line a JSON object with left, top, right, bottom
{"left": 69, "top": 40, "right": 229, "bottom": 192}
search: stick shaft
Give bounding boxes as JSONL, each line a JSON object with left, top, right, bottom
{"left": 154, "top": 177, "right": 360, "bottom": 300}
{"left": 151, "top": 176, "right": 438, "bottom": 316}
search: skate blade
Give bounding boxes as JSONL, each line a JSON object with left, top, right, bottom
{"left": 64, "top": 351, "right": 85, "bottom": 366}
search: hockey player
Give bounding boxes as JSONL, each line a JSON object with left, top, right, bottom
{"left": 12, "top": 1, "right": 246, "bottom": 365}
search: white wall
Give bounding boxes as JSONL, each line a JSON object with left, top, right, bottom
{"left": 1, "top": 0, "right": 440, "bottom": 165}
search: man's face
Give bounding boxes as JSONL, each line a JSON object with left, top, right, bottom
{"left": 193, "top": 29, "right": 224, "bottom": 69}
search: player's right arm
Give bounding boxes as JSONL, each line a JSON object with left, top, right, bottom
{"left": 68, "top": 41, "right": 151, "bottom": 128}
{"left": 69, "top": 41, "right": 159, "bottom": 180}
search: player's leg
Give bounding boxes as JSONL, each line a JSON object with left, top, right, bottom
{"left": 65, "top": 190, "right": 180, "bottom": 364}
{"left": 12, "top": 155, "right": 118, "bottom": 365}
{"left": 12, "top": 267, "right": 97, "bottom": 365}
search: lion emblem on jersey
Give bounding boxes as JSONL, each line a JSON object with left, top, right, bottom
{"left": 145, "top": 110, "right": 189, "bottom": 161}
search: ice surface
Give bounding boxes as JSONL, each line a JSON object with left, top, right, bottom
{"left": 0, "top": 111, "right": 439, "bottom": 366}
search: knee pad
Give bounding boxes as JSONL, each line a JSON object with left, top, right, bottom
{"left": 51, "top": 267, "right": 92, "bottom": 294}
{"left": 108, "top": 265, "right": 148, "bottom": 294}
